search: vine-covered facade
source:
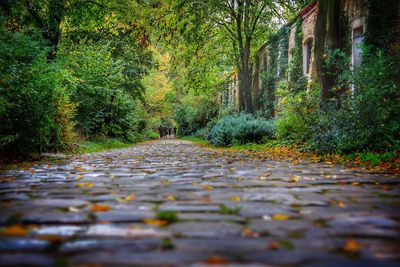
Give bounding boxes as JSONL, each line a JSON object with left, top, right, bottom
{"left": 221, "top": 0, "right": 400, "bottom": 118}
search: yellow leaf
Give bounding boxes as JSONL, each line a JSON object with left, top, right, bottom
{"left": 76, "top": 175, "right": 85, "bottom": 181}
{"left": 116, "top": 193, "right": 136, "bottom": 203}
{"left": 272, "top": 214, "right": 290, "bottom": 220}
{"left": 0, "top": 225, "right": 29, "bottom": 236}
{"left": 343, "top": 239, "right": 362, "bottom": 253}
{"left": 259, "top": 173, "right": 271, "bottom": 180}
{"left": 201, "top": 185, "right": 213, "bottom": 191}
{"left": 289, "top": 175, "right": 300, "bottom": 183}
{"left": 77, "top": 182, "right": 94, "bottom": 188}
{"left": 166, "top": 194, "right": 176, "bottom": 201}
{"left": 230, "top": 195, "right": 241, "bottom": 202}
{"left": 144, "top": 219, "right": 168, "bottom": 226}
{"left": 91, "top": 204, "right": 111, "bottom": 212}
{"left": 338, "top": 201, "right": 346, "bottom": 208}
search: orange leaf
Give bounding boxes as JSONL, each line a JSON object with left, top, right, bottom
{"left": 144, "top": 219, "right": 168, "bottom": 226}
{"left": 74, "top": 166, "right": 84, "bottom": 172}
{"left": 338, "top": 201, "right": 346, "bottom": 208}
{"left": 0, "top": 225, "right": 29, "bottom": 236}
{"left": 76, "top": 175, "right": 85, "bottom": 181}
{"left": 269, "top": 241, "right": 280, "bottom": 250}
{"left": 204, "top": 256, "right": 230, "bottom": 265}
{"left": 91, "top": 204, "right": 111, "bottom": 212}
{"left": 343, "top": 239, "right": 362, "bottom": 253}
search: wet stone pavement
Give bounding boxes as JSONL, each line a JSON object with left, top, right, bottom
{"left": 0, "top": 139, "right": 399, "bottom": 267}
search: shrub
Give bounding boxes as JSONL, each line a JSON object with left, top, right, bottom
{"left": 60, "top": 40, "right": 144, "bottom": 141}
{"left": 208, "top": 114, "right": 275, "bottom": 146}
{"left": 310, "top": 47, "right": 400, "bottom": 153}
{"left": 275, "top": 81, "right": 319, "bottom": 143}
{"left": 174, "top": 93, "right": 218, "bottom": 136}
{"left": 0, "top": 30, "right": 76, "bottom": 156}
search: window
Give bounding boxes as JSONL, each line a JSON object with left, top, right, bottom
{"left": 303, "top": 37, "right": 313, "bottom": 76}
{"left": 352, "top": 17, "right": 365, "bottom": 69}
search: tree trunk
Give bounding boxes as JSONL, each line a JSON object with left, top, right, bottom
{"left": 315, "top": 0, "right": 340, "bottom": 105}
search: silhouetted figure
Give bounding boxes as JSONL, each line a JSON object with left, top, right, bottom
{"left": 168, "top": 128, "right": 172, "bottom": 137}
{"left": 173, "top": 127, "right": 177, "bottom": 137}
{"left": 158, "top": 125, "right": 164, "bottom": 139}
{"left": 162, "top": 127, "right": 168, "bottom": 138}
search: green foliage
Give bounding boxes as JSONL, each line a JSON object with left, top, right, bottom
{"left": 219, "top": 204, "right": 240, "bottom": 215}
{"left": 275, "top": 82, "right": 319, "bottom": 142}
{"left": 288, "top": 20, "right": 307, "bottom": 93}
{"left": 156, "top": 211, "right": 178, "bottom": 223}
{"left": 60, "top": 40, "right": 146, "bottom": 142}
{"left": 311, "top": 47, "right": 400, "bottom": 153}
{"left": 0, "top": 29, "right": 75, "bottom": 156}
{"left": 208, "top": 114, "right": 275, "bottom": 147}
{"left": 256, "top": 26, "right": 289, "bottom": 118}
{"left": 174, "top": 93, "right": 218, "bottom": 136}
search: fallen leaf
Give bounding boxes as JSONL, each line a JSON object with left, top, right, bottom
{"left": 241, "top": 228, "right": 260, "bottom": 238}
{"left": 91, "top": 204, "right": 111, "bottom": 212}
{"left": 204, "top": 255, "right": 230, "bottom": 265}
{"left": 269, "top": 241, "right": 280, "bottom": 250}
{"left": 23, "top": 166, "right": 30, "bottom": 171}
{"left": 166, "top": 194, "right": 176, "bottom": 201}
{"left": 30, "top": 170, "right": 36, "bottom": 174}
{"left": 201, "top": 185, "right": 214, "bottom": 191}
{"left": 116, "top": 194, "right": 136, "bottom": 203}
{"left": 230, "top": 195, "right": 241, "bottom": 202}
{"left": 68, "top": 207, "right": 83, "bottom": 212}
{"left": 74, "top": 166, "right": 84, "bottom": 172}
{"left": 259, "top": 173, "right": 271, "bottom": 180}
{"left": 338, "top": 201, "right": 346, "bottom": 208}
{"left": 77, "top": 182, "right": 94, "bottom": 188}
{"left": 144, "top": 219, "right": 168, "bottom": 226}
{"left": 289, "top": 175, "right": 300, "bottom": 183}
{"left": 0, "top": 225, "right": 29, "bottom": 236}
{"left": 272, "top": 214, "right": 290, "bottom": 220}
{"left": 343, "top": 239, "right": 362, "bottom": 253}
{"left": 76, "top": 175, "right": 85, "bottom": 181}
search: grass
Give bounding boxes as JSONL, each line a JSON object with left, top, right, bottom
{"left": 179, "top": 136, "right": 211, "bottom": 146}
{"left": 74, "top": 139, "right": 136, "bottom": 154}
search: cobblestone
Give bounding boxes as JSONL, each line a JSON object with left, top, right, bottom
{"left": 0, "top": 139, "right": 399, "bottom": 266}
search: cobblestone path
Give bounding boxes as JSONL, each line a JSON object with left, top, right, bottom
{"left": 0, "top": 140, "right": 399, "bottom": 267}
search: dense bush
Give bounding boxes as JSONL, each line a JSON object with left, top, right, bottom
{"left": 275, "top": 81, "right": 319, "bottom": 143}
{"left": 310, "top": 48, "right": 400, "bottom": 153}
{"left": 174, "top": 93, "right": 218, "bottom": 136}
{"left": 60, "top": 40, "right": 145, "bottom": 142}
{"left": 208, "top": 114, "right": 275, "bottom": 146}
{"left": 0, "top": 30, "right": 76, "bottom": 156}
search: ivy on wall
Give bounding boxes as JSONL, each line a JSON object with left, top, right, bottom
{"left": 288, "top": 20, "right": 307, "bottom": 93}
{"left": 257, "top": 26, "right": 289, "bottom": 119}
{"left": 364, "top": 0, "right": 399, "bottom": 53}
